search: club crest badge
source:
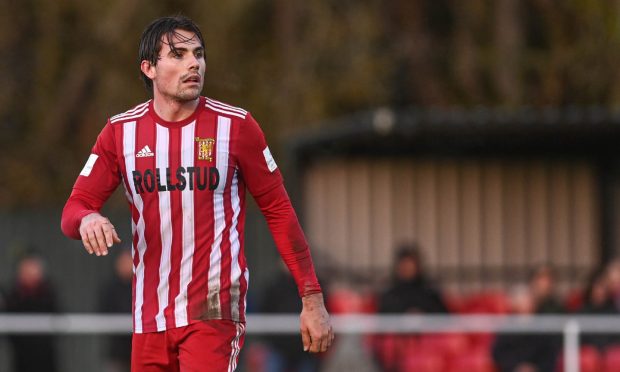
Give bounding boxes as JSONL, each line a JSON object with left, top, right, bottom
{"left": 195, "top": 137, "right": 215, "bottom": 161}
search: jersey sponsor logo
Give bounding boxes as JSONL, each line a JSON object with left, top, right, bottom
{"left": 263, "top": 147, "right": 277, "bottom": 172}
{"left": 131, "top": 166, "right": 220, "bottom": 194}
{"left": 80, "top": 154, "right": 99, "bottom": 177}
{"left": 136, "top": 145, "right": 155, "bottom": 158}
{"left": 195, "top": 137, "right": 215, "bottom": 161}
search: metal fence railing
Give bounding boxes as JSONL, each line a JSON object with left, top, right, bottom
{"left": 1, "top": 313, "right": 619, "bottom": 372}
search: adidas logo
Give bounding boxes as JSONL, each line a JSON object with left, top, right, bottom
{"left": 136, "top": 145, "right": 155, "bottom": 158}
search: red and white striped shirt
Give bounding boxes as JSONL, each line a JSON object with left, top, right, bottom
{"left": 61, "top": 96, "right": 321, "bottom": 333}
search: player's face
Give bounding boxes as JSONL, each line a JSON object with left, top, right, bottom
{"left": 148, "top": 29, "right": 206, "bottom": 102}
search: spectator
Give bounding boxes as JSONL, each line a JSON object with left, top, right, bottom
{"left": 259, "top": 262, "right": 321, "bottom": 372}
{"left": 492, "top": 285, "right": 559, "bottom": 372}
{"left": 605, "top": 259, "right": 620, "bottom": 312}
{"left": 528, "top": 264, "right": 563, "bottom": 313}
{"left": 378, "top": 243, "right": 448, "bottom": 314}
{"left": 580, "top": 267, "right": 620, "bottom": 350}
{"left": 5, "top": 254, "right": 58, "bottom": 372}
{"left": 98, "top": 249, "right": 133, "bottom": 372}
{"left": 582, "top": 267, "right": 617, "bottom": 314}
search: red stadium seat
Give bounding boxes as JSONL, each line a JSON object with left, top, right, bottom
{"left": 580, "top": 346, "right": 603, "bottom": 372}
{"left": 564, "top": 289, "right": 584, "bottom": 312}
{"left": 419, "top": 333, "right": 470, "bottom": 360}
{"left": 604, "top": 345, "right": 620, "bottom": 372}
{"left": 462, "top": 292, "right": 510, "bottom": 314}
{"left": 372, "top": 335, "right": 418, "bottom": 371}
{"left": 468, "top": 333, "right": 495, "bottom": 351}
{"left": 444, "top": 292, "right": 467, "bottom": 313}
{"left": 447, "top": 348, "right": 496, "bottom": 372}
{"left": 400, "top": 352, "right": 446, "bottom": 372}
{"left": 243, "top": 343, "right": 269, "bottom": 372}
{"left": 558, "top": 346, "right": 602, "bottom": 372}
{"left": 326, "top": 287, "right": 366, "bottom": 314}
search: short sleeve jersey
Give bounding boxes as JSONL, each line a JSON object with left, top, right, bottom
{"left": 74, "top": 96, "right": 283, "bottom": 333}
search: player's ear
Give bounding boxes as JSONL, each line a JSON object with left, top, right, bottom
{"left": 140, "top": 60, "right": 156, "bottom": 80}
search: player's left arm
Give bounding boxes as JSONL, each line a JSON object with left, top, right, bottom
{"left": 235, "top": 114, "right": 334, "bottom": 353}
{"left": 253, "top": 184, "right": 334, "bottom": 352}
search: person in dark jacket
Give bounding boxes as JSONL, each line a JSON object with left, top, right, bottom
{"left": 98, "top": 248, "right": 133, "bottom": 372}
{"left": 492, "top": 285, "right": 559, "bottom": 372}
{"left": 259, "top": 263, "right": 322, "bottom": 372}
{"left": 5, "top": 254, "right": 58, "bottom": 372}
{"left": 529, "top": 265, "right": 564, "bottom": 314}
{"left": 378, "top": 244, "right": 448, "bottom": 314}
{"left": 580, "top": 267, "right": 619, "bottom": 350}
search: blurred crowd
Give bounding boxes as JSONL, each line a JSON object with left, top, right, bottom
{"left": 2, "top": 244, "right": 620, "bottom": 372}
{"left": 0, "top": 250, "right": 133, "bottom": 372}
{"left": 318, "top": 244, "right": 620, "bottom": 372}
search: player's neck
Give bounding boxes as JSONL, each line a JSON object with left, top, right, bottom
{"left": 152, "top": 95, "right": 200, "bottom": 122}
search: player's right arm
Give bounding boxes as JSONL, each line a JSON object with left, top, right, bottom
{"left": 61, "top": 121, "right": 122, "bottom": 256}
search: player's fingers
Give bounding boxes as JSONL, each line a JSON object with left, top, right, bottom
{"left": 93, "top": 225, "right": 108, "bottom": 256}
{"left": 307, "top": 330, "right": 323, "bottom": 353}
{"left": 103, "top": 223, "right": 114, "bottom": 249}
{"left": 324, "top": 327, "right": 334, "bottom": 350}
{"left": 301, "top": 328, "right": 311, "bottom": 352}
{"left": 112, "top": 227, "right": 122, "bottom": 244}
{"left": 81, "top": 235, "right": 94, "bottom": 254}
{"left": 87, "top": 229, "right": 101, "bottom": 256}
{"left": 312, "top": 335, "right": 324, "bottom": 353}
{"left": 322, "top": 328, "right": 333, "bottom": 352}
{"left": 319, "top": 330, "right": 330, "bottom": 353}
{"left": 94, "top": 226, "right": 108, "bottom": 255}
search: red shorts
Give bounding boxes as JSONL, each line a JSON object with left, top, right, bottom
{"left": 131, "top": 320, "right": 245, "bottom": 372}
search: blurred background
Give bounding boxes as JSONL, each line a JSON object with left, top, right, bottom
{"left": 3, "top": 0, "right": 620, "bottom": 371}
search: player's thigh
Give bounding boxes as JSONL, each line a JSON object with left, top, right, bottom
{"left": 178, "top": 320, "right": 245, "bottom": 372}
{"left": 131, "top": 332, "right": 179, "bottom": 372}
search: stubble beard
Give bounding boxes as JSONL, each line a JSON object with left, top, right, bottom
{"left": 174, "top": 85, "right": 202, "bottom": 102}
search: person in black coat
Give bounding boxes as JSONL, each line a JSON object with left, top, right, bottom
{"left": 529, "top": 265, "right": 564, "bottom": 314}
{"left": 98, "top": 249, "right": 133, "bottom": 372}
{"left": 259, "top": 263, "right": 322, "bottom": 372}
{"left": 378, "top": 244, "right": 448, "bottom": 314}
{"left": 580, "top": 267, "right": 620, "bottom": 350}
{"left": 5, "top": 254, "right": 58, "bottom": 372}
{"left": 492, "top": 285, "right": 559, "bottom": 372}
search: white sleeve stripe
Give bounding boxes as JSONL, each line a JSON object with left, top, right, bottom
{"left": 206, "top": 98, "right": 247, "bottom": 115}
{"left": 110, "top": 102, "right": 149, "bottom": 121}
{"left": 205, "top": 103, "right": 246, "bottom": 119}
{"left": 110, "top": 107, "right": 150, "bottom": 123}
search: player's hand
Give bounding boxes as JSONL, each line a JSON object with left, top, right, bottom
{"left": 79, "top": 212, "right": 121, "bottom": 256}
{"left": 300, "top": 292, "right": 334, "bottom": 353}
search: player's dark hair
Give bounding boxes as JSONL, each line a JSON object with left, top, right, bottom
{"left": 138, "top": 15, "right": 205, "bottom": 92}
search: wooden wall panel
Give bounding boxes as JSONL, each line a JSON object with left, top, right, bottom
{"left": 549, "top": 165, "right": 571, "bottom": 267}
{"left": 303, "top": 164, "right": 326, "bottom": 252}
{"left": 392, "top": 160, "right": 416, "bottom": 246}
{"left": 526, "top": 163, "right": 550, "bottom": 265}
{"left": 324, "top": 161, "right": 349, "bottom": 268}
{"left": 347, "top": 161, "right": 372, "bottom": 272}
{"left": 303, "top": 157, "right": 600, "bottom": 291}
{"left": 437, "top": 161, "right": 460, "bottom": 268}
{"left": 369, "top": 161, "right": 394, "bottom": 270}
{"left": 415, "top": 162, "right": 439, "bottom": 269}
{"left": 503, "top": 163, "right": 527, "bottom": 272}
{"left": 481, "top": 161, "right": 504, "bottom": 288}
{"left": 460, "top": 161, "right": 483, "bottom": 291}
{"left": 573, "top": 163, "right": 598, "bottom": 270}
